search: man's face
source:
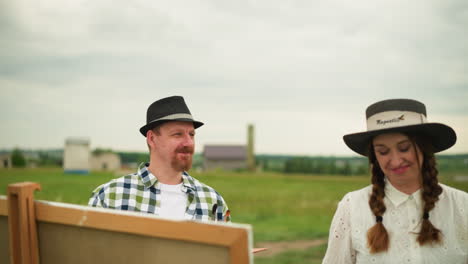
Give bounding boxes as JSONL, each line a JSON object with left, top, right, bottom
{"left": 149, "top": 121, "right": 195, "bottom": 172}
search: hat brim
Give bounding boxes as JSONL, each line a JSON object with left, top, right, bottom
{"left": 139, "top": 118, "right": 204, "bottom": 137}
{"left": 343, "top": 123, "right": 456, "bottom": 156}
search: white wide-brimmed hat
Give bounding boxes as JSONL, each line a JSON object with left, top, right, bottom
{"left": 343, "top": 98, "right": 456, "bottom": 156}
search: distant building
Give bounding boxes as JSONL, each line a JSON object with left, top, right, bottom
{"left": 91, "top": 152, "right": 121, "bottom": 171}
{"left": 23, "top": 151, "right": 39, "bottom": 168}
{"left": 203, "top": 145, "right": 247, "bottom": 171}
{"left": 0, "top": 154, "right": 12, "bottom": 169}
{"left": 203, "top": 124, "right": 255, "bottom": 171}
{"left": 63, "top": 138, "right": 91, "bottom": 174}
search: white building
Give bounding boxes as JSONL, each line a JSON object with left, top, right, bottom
{"left": 91, "top": 152, "right": 121, "bottom": 171}
{"left": 0, "top": 154, "right": 12, "bottom": 169}
{"left": 63, "top": 138, "right": 91, "bottom": 174}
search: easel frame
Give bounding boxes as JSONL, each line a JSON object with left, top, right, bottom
{"left": 0, "top": 182, "right": 252, "bottom": 264}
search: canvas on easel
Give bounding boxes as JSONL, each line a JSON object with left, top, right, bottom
{"left": 1, "top": 182, "right": 253, "bottom": 264}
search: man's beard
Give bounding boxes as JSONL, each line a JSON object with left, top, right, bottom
{"left": 171, "top": 146, "right": 194, "bottom": 171}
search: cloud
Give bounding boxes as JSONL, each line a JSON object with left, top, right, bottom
{"left": 1, "top": 0, "right": 467, "bottom": 154}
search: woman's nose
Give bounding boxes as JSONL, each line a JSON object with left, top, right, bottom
{"left": 388, "top": 152, "right": 403, "bottom": 167}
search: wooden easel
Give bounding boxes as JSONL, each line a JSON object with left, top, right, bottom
{"left": 7, "top": 182, "right": 40, "bottom": 264}
{"left": 0, "top": 182, "right": 252, "bottom": 264}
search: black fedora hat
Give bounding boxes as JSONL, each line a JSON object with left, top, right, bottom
{"left": 139, "top": 96, "right": 204, "bottom": 137}
{"left": 343, "top": 99, "right": 456, "bottom": 156}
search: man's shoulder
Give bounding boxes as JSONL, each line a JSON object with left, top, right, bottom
{"left": 183, "top": 172, "right": 221, "bottom": 195}
{"left": 183, "top": 172, "right": 230, "bottom": 212}
{"left": 92, "top": 172, "right": 141, "bottom": 193}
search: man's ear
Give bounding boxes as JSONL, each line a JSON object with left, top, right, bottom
{"left": 147, "top": 130, "right": 156, "bottom": 149}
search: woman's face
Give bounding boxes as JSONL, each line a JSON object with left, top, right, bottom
{"left": 372, "top": 132, "right": 423, "bottom": 184}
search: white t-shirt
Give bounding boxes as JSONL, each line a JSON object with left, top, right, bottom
{"left": 158, "top": 182, "right": 187, "bottom": 220}
{"left": 322, "top": 181, "right": 468, "bottom": 264}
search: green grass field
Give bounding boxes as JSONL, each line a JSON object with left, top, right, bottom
{"left": 1, "top": 168, "right": 467, "bottom": 264}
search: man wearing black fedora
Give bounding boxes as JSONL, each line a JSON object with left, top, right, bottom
{"left": 88, "top": 96, "right": 230, "bottom": 222}
{"left": 323, "top": 99, "right": 467, "bottom": 263}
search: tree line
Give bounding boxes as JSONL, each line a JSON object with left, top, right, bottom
{"left": 3, "top": 149, "right": 468, "bottom": 176}
{"left": 257, "top": 154, "right": 468, "bottom": 176}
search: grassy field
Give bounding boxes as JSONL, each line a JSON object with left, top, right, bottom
{"left": 1, "top": 168, "right": 467, "bottom": 264}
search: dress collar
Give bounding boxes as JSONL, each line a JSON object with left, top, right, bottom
{"left": 384, "top": 178, "right": 422, "bottom": 208}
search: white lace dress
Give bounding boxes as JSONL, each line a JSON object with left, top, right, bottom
{"left": 322, "top": 182, "right": 468, "bottom": 264}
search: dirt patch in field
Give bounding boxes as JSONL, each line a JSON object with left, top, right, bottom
{"left": 255, "top": 239, "right": 327, "bottom": 257}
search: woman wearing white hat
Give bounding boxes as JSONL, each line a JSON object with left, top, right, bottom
{"left": 322, "top": 99, "right": 467, "bottom": 264}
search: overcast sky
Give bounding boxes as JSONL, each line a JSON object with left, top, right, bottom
{"left": 1, "top": 0, "right": 467, "bottom": 156}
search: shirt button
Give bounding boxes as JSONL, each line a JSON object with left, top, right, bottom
{"left": 412, "top": 219, "right": 415, "bottom": 224}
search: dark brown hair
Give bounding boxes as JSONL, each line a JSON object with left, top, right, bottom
{"left": 366, "top": 132, "right": 442, "bottom": 253}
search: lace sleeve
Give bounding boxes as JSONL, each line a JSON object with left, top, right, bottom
{"left": 322, "top": 193, "right": 356, "bottom": 264}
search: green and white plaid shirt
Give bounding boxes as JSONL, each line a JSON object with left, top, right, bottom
{"left": 88, "top": 163, "right": 230, "bottom": 222}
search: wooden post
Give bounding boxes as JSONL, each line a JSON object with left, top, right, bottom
{"left": 7, "top": 182, "right": 41, "bottom": 264}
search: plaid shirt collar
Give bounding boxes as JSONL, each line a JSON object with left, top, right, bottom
{"left": 89, "top": 162, "right": 230, "bottom": 221}
{"left": 138, "top": 163, "right": 195, "bottom": 194}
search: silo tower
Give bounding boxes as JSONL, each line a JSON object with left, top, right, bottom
{"left": 247, "top": 124, "right": 255, "bottom": 171}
